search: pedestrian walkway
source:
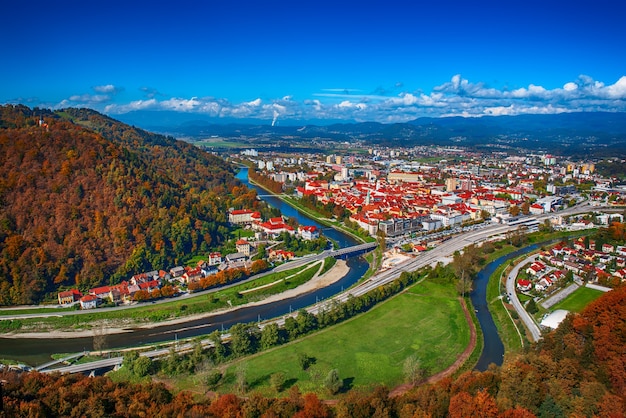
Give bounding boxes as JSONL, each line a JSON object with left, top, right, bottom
{"left": 540, "top": 283, "right": 580, "bottom": 309}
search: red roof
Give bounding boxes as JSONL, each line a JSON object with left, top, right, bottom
{"left": 231, "top": 209, "right": 254, "bottom": 215}
{"left": 89, "top": 286, "right": 111, "bottom": 295}
{"left": 139, "top": 280, "right": 160, "bottom": 290}
{"left": 58, "top": 289, "right": 82, "bottom": 300}
{"left": 518, "top": 279, "right": 531, "bottom": 286}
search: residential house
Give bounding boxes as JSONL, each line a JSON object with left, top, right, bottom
{"left": 138, "top": 279, "right": 160, "bottom": 293}
{"left": 526, "top": 261, "right": 546, "bottom": 276}
{"left": 268, "top": 249, "right": 295, "bottom": 262}
{"left": 89, "top": 285, "right": 112, "bottom": 301}
{"left": 602, "top": 244, "right": 615, "bottom": 254}
{"left": 563, "top": 261, "right": 583, "bottom": 275}
{"left": 79, "top": 294, "right": 98, "bottom": 310}
{"left": 517, "top": 279, "right": 532, "bottom": 292}
{"left": 208, "top": 252, "right": 222, "bottom": 266}
{"left": 535, "top": 276, "right": 553, "bottom": 291}
{"left": 236, "top": 239, "right": 251, "bottom": 256}
{"left": 298, "top": 225, "right": 320, "bottom": 240}
{"left": 58, "top": 289, "right": 82, "bottom": 305}
{"left": 170, "top": 266, "right": 185, "bottom": 279}
{"left": 181, "top": 267, "right": 203, "bottom": 284}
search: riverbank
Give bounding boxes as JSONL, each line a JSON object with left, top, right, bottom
{"left": 2, "top": 260, "right": 349, "bottom": 340}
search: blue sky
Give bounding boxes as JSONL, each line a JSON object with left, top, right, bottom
{"left": 2, "top": 0, "right": 626, "bottom": 124}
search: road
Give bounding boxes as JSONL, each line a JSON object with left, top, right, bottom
{"left": 504, "top": 254, "right": 543, "bottom": 342}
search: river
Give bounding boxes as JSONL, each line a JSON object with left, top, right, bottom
{"left": 470, "top": 243, "right": 541, "bottom": 371}
{"left": 0, "top": 168, "right": 368, "bottom": 366}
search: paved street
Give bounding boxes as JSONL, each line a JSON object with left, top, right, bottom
{"left": 504, "top": 254, "right": 543, "bottom": 342}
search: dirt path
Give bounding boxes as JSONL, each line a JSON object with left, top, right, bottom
{"left": 388, "top": 297, "right": 477, "bottom": 397}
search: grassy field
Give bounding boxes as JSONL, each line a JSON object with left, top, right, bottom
{"left": 178, "top": 277, "right": 470, "bottom": 397}
{"left": 551, "top": 286, "right": 604, "bottom": 313}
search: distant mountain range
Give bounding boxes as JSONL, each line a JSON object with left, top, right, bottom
{"left": 116, "top": 111, "right": 626, "bottom": 157}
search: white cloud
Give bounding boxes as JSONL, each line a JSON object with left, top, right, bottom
{"left": 245, "top": 98, "right": 262, "bottom": 107}
{"left": 71, "top": 74, "right": 626, "bottom": 124}
{"left": 563, "top": 82, "right": 578, "bottom": 91}
{"left": 93, "top": 84, "right": 119, "bottom": 94}
{"left": 605, "top": 76, "right": 626, "bottom": 98}
{"left": 68, "top": 94, "right": 111, "bottom": 103}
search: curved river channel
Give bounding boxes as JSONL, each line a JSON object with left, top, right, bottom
{"left": 1, "top": 167, "right": 540, "bottom": 371}
{"left": 470, "top": 243, "right": 541, "bottom": 371}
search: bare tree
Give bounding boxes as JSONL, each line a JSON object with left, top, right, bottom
{"left": 403, "top": 354, "right": 425, "bottom": 385}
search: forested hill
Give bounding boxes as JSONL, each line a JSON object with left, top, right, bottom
{"left": 0, "top": 105, "right": 258, "bottom": 305}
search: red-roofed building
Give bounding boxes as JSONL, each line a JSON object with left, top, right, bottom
{"left": 298, "top": 225, "right": 319, "bottom": 240}
{"left": 208, "top": 252, "right": 222, "bottom": 266}
{"left": 80, "top": 294, "right": 98, "bottom": 310}
{"left": 236, "top": 239, "right": 251, "bottom": 256}
{"left": 89, "top": 285, "right": 112, "bottom": 300}
{"left": 268, "top": 249, "right": 295, "bottom": 262}
{"left": 229, "top": 209, "right": 259, "bottom": 224}
{"left": 526, "top": 261, "right": 546, "bottom": 276}
{"left": 255, "top": 217, "right": 295, "bottom": 236}
{"left": 181, "top": 267, "right": 203, "bottom": 284}
{"left": 58, "top": 289, "right": 82, "bottom": 305}
{"left": 602, "top": 244, "right": 615, "bottom": 253}
{"left": 517, "top": 279, "right": 532, "bottom": 292}
{"left": 529, "top": 203, "right": 545, "bottom": 215}
{"left": 138, "top": 279, "right": 160, "bottom": 292}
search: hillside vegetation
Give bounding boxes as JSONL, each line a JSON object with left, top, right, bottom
{"left": 0, "top": 105, "right": 259, "bottom": 305}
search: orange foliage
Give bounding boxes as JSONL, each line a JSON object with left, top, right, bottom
{"left": 0, "top": 105, "right": 241, "bottom": 305}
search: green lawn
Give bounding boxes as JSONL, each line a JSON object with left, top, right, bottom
{"left": 210, "top": 278, "right": 469, "bottom": 397}
{"left": 551, "top": 286, "right": 604, "bottom": 313}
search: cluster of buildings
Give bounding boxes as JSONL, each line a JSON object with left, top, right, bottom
{"left": 57, "top": 210, "right": 322, "bottom": 309}
{"left": 239, "top": 146, "right": 625, "bottom": 239}
{"left": 228, "top": 209, "right": 320, "bottom": 240}
{"left": 516, "top": 239, "right": 626, "bottom": 294}
{"left": 58, "top": 271, "right": 165, "bottom": 309}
